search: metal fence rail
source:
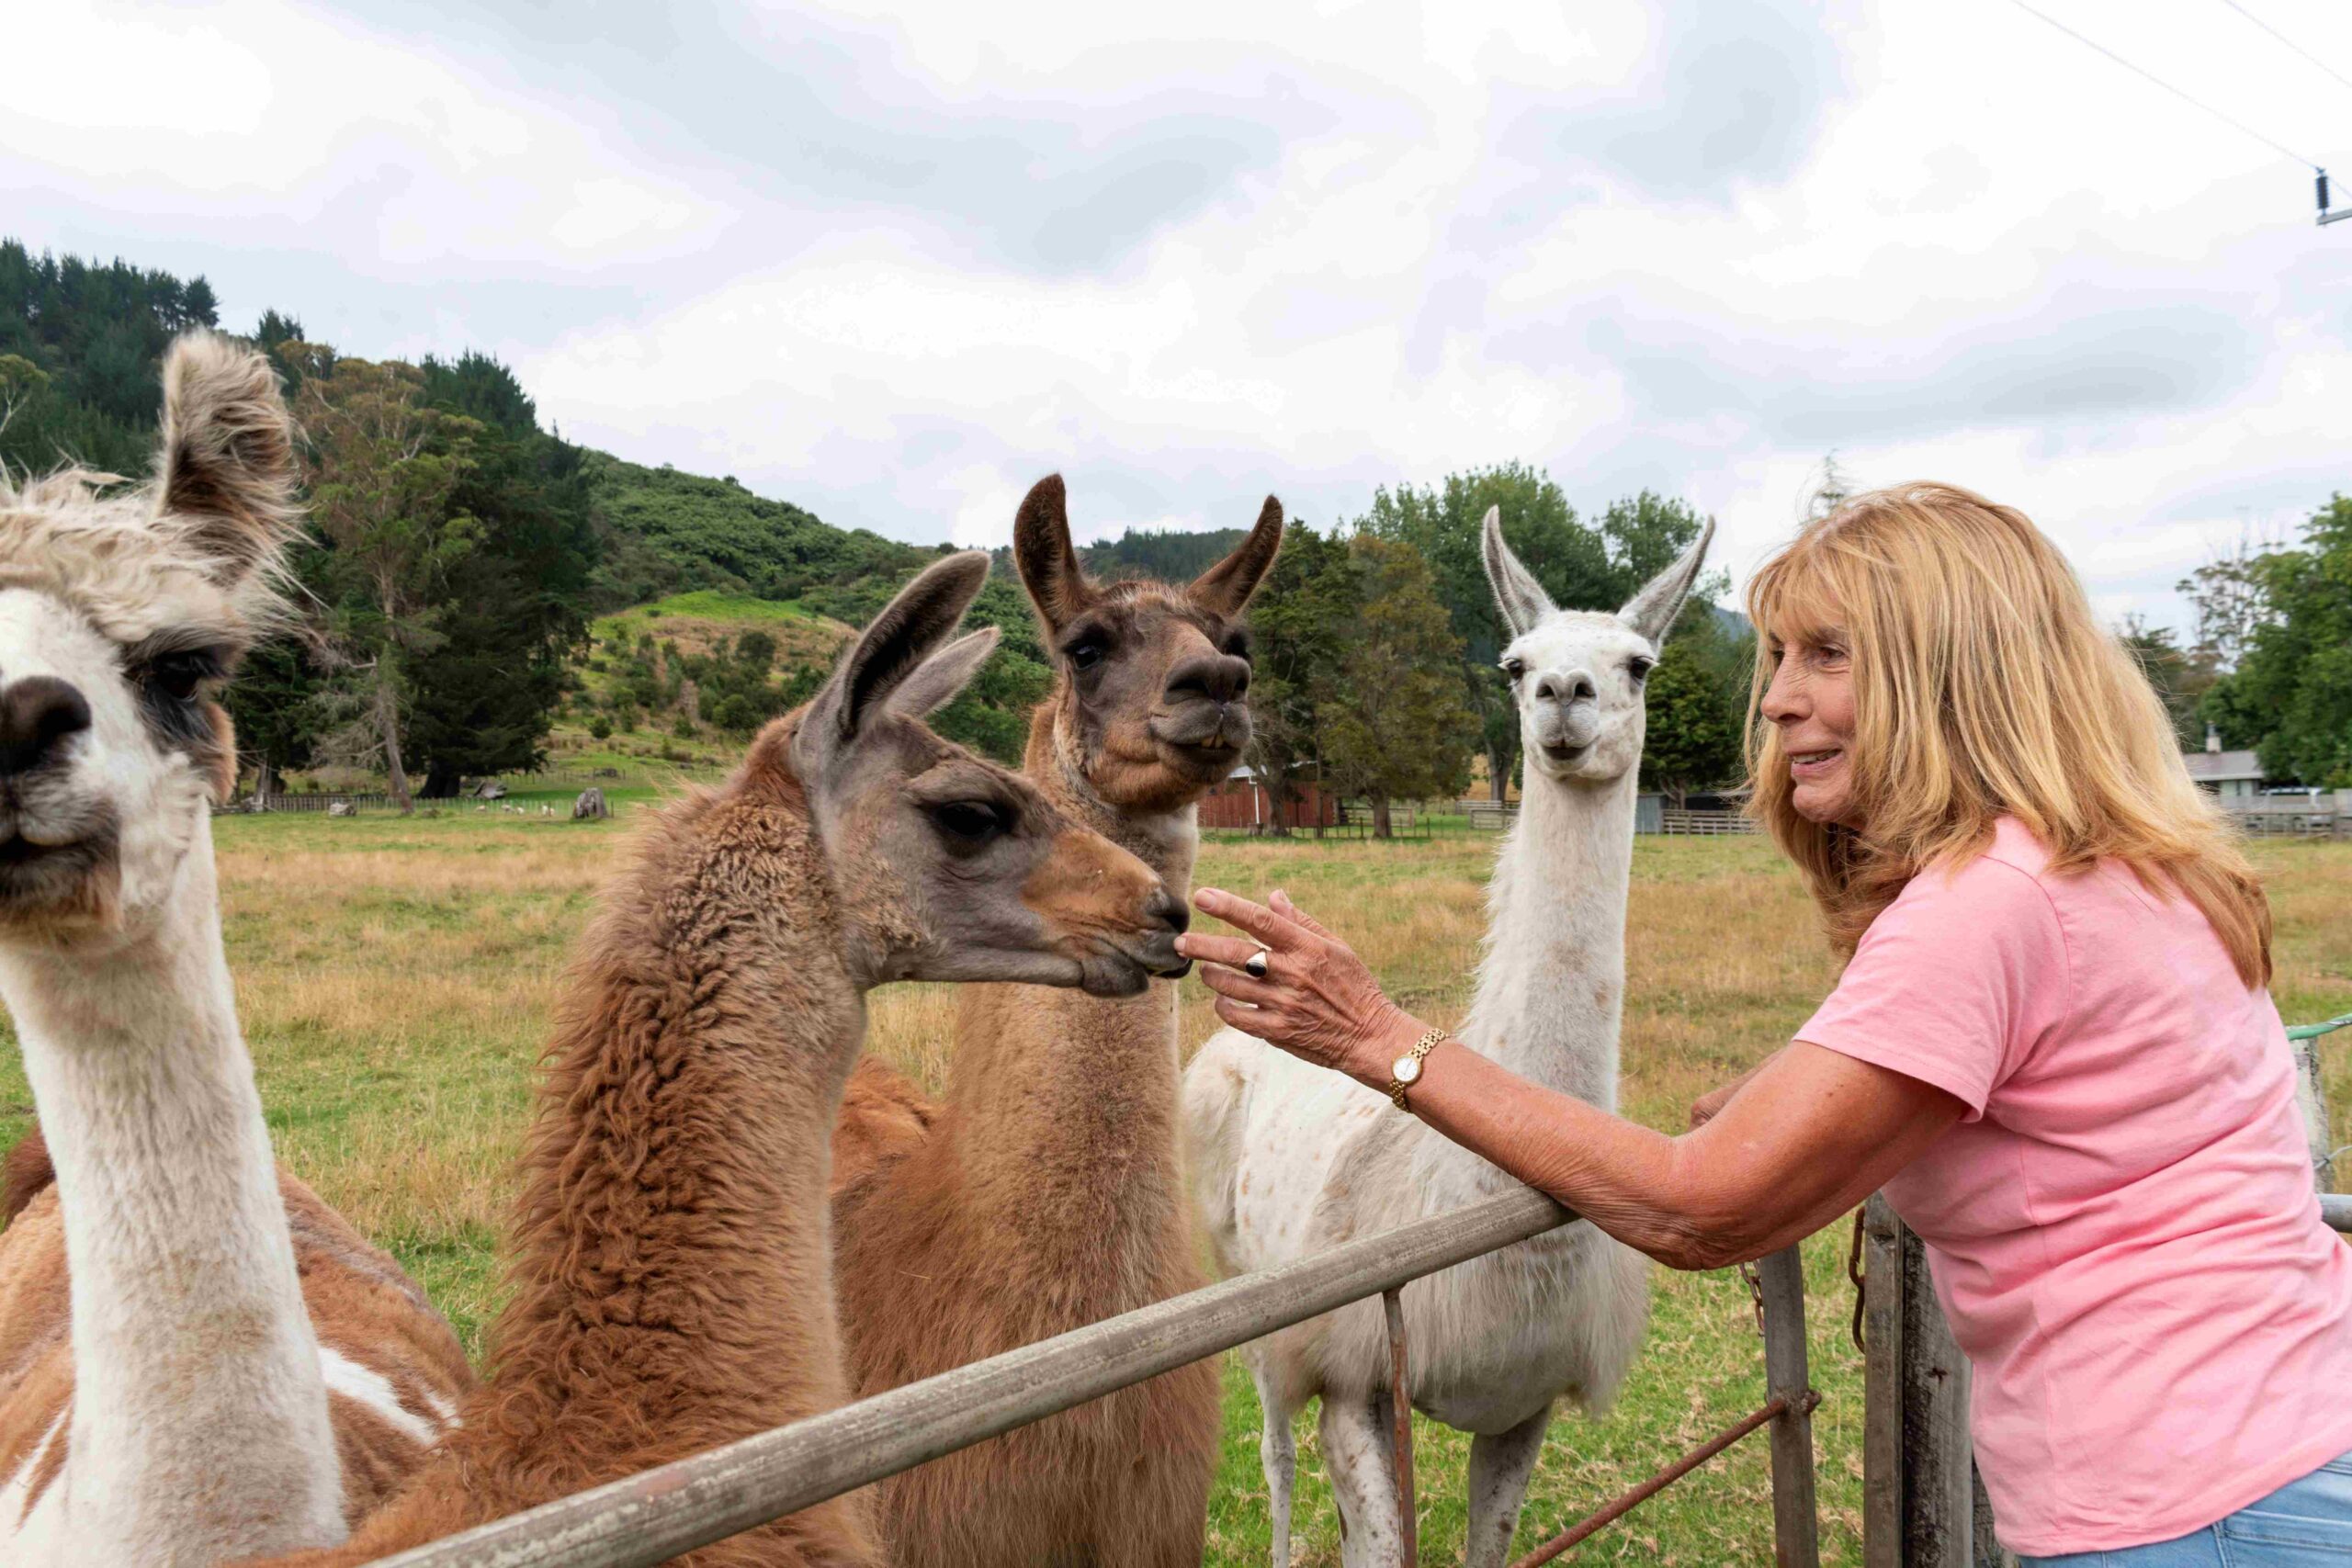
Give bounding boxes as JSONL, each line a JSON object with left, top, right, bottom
{"left": 361, "top": 1190, "right": 1814, "bottom": 1568}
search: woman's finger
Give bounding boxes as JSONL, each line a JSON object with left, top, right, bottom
{"left": 1211, "top": 996, "right": 1264, "bottom": 1032}
{"left": 1194, "top": 962, "right": 1288, "bottom": 1009}
{"left": 1193, "top": 887, "right": 1308, "bottom": 951}
{"left": 1173, "top": 932, "right": 1266, "bottom": 969}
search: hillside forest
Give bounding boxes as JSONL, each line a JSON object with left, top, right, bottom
{"left": 3, "top": 240, "right": 2344, "bottom": 824}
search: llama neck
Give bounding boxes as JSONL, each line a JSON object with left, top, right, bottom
{"left": 488, "top": 790, "right": 866, "bottom": 1461}
{"left": 0, "top": 831, "right": 344, "bottom": 1561}
{"left": 934, "top": 714, "right": 1198, "bottom": 1283}
{"left": 1455, "top": 767, "right": 1637, "bottom": 1109}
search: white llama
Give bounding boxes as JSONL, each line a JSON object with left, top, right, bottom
{"left": 1182, "top": 508, "right": 1713, "bottom": 1568}
{"left": 0, "top": 333, "right": 469, "bottom": 1565}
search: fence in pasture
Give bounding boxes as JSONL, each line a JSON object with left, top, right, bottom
{"left": 1658, "top": 808, "right": 1757, "bottom": 836}
{"left": 221, "top": 792, "right": 397, "bottom": 815}
{"left": 358, "top": 1191, "right": 1823, "bottom": 1568}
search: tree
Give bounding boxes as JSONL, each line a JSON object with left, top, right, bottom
{"left": 296, "top": 353, "right": 481, "bottom": 813}
{"left": 1639, "top": 613, "right": 1749, "bottom": 808}
{"left": 2203, "top": 498, "right": 2352, "bottom": 786}
{"left": 1241, "top": 521, "right": 1351, "bottom": 834}
{"left": 1316, "top": 536, "right": 1478, "bottom": 838}
{"left": 2177, "top": 529, "right": 2280, "bottom": 676}
{"left": 1802, "top": 451, "right": 1855, "bottom": 520}
{"left": 2117, "top": 615, "right": 2216, "bottom": 749}
{"left": 402, "top": 369, "right": 598, "bottom": 795}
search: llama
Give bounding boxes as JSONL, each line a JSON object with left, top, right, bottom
{"left": 1183, "top": 508, "right": 1714, "bottom": 1568}
{"left": 257, "top": 549, "right": 1192, "bottom": 1568}
{"left": 0, "top": 333, "right": 471, "bottom": 1565}
{"left": 828, "top": 474, "right": 1281, "bottom": 1567}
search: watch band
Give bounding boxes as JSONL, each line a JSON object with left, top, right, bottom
{"left": 1386, "top": 1028, "right": 1447, "bottom": 1111}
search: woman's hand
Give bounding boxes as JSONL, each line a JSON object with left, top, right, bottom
{"left": 1177, "top": 887, "right": 1425, "bottom": 1084}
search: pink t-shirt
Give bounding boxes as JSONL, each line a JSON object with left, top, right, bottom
{"left": 1799, "top": 818, "right": 2352, "bottom": 1557}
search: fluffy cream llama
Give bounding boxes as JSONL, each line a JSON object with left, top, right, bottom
{"left": 0, "top": 333, "right": 470, "bottom": 1566}
{"left": 1184, "top": 509, "right": 1713, "bottom": 1568}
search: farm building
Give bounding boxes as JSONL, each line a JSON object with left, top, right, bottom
{"left": 1198, "top": 764, "right": 1340, "bottom": 833}
{"left": 2185, "top": 724, "right": 2265, "bottom": 800}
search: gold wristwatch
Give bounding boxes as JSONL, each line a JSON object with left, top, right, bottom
{"left": 1386, "top": 1028, "right": 1447, "bottom": 1111}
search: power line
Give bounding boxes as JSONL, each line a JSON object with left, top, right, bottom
{"left": 2214, "top": 0, "right": 2352, "bottom": 100}
{"left": 2005, "top": 0, "right": 2321, "bottom": 171}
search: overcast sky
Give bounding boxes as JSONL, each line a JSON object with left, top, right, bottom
{"left": 11, "top": 0, "right": 2351, "bottom": 628}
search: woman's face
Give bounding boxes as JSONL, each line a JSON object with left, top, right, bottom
{"left": 1761, "top": 624, "right": 1861, "bottom": 828}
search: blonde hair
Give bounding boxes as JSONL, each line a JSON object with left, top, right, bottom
{"left": 1744, "top": 482, "right": 2272, "bottom": 989}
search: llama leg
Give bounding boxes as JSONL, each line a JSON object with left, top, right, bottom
{"left": 1463, "top": 1403, "right": 1554, "bottom": 1568}
{"left": 1255, "top": 1364, "right": 1296, "bottom": 1568}
{"left": 1318, "top": 1392, "right": 1403, "bottom": 1568}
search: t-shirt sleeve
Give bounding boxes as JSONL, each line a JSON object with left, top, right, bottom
{"left": 1794, "top": 856, "right": 2070, "bottom": 1120}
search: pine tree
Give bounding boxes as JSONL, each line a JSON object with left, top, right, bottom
{"left": 1316, "top": 536, "right": 1478, "bottom": 838}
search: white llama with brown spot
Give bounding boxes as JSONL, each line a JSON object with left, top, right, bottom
{"left": 0, "top": 334, "right": 470, "bottom": 1566}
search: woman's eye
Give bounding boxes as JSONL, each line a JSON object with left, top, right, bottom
{"left": 930, "top": 800, "right": 1009, "bottom": 847}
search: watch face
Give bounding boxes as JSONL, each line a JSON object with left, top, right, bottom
{"left": 1391, "top": 1054, "right": 1423, "bottom": 1086}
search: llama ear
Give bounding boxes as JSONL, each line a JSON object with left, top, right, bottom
{"left": 1619, "top": 517, "right": 1716, "bottom": 646}
{"left": 1012, "top": 474, "right": 1095, "bottom": 634}
{"left": 801, "top": 553, "right": 989, "bottom": 760}
{"left": 1188, "top": 495, "right": 1283, "bottom": 617}
{"left": 156, "top": 332, "right": 300, "bottom": 586}
{"left": 1480, "top": 506, "right": 1556, "bottom": 639}
{"left": 886, "top": 626, "right": 999, "bottom": 717}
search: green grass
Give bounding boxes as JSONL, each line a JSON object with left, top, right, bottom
{"left": 0, "top": 815, "right": 2344, "bottom": 1563}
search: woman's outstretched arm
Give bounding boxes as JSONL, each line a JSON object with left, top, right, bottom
{"left": 1178, "top": 887, "right": 1963, "bottom": 1269}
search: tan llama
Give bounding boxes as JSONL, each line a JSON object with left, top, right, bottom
{"left": 830, "top": 474, "right": 1282, "bottom": 1567}
{"left": 253, "top": 550, "right": 1192, "bottom": 1568}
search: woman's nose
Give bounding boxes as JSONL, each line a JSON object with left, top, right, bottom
{"left": 1759, "top": 664, "right": 1804, "bottom": 723}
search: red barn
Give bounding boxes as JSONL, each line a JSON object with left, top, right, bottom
{"left": 1197, "top": 765, "right": 1340, "bottom": 833}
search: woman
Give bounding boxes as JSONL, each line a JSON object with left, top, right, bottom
{"left": 1175, "top": 483, "right": 2352, "bottom": 1564}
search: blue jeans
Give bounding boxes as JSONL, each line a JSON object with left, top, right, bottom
{"left": 2022, "top": 1450, "right": 2352, "bottom": 1564}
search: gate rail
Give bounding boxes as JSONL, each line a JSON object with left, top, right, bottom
{"left": 363, "top": 1190, "right": 1819, "bottom": 1568}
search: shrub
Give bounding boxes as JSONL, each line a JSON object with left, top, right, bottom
{"left": 588, "top": 716, "right": 613, "bottom": 740}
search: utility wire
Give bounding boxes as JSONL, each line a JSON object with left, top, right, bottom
{"left": 2005, "top": 0, "right": 2322, "bottom": 170}
{"left": 2215, "top": 0, "right": 2352, "bottom": 99}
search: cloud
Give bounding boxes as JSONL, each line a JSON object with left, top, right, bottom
{"left": 8, "top": 0, "right": 2349, "bottom": 637}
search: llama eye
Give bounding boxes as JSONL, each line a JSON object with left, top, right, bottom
{"left": 146, "top": 654, "right": 209, "bottom": 703}
{"left": 1066, "top": 641, "right": 1107, "bottom": 671}
{"left": 1627, "top": 656, "right": 1656, "bottom": 682}
{"left": 1501, "top": 657, "right": 1526, "bottom": 681}
{"left": 929, "top": 799, "right": 1010, "bottom": 849}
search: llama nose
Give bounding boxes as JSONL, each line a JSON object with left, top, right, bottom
{"left": 1164, "top": 653, "right": 1250, "bottom": 706}
{"left": 0, "top": 677, "right": 91, "bottom": 778}
{"left": 1145, "top": 886, "right": 1190, "bottom": 935}
{"left": 1533, "top": 671, "right": 1597, "bottom": 705}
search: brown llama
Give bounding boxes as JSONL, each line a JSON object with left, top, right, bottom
{"left": 251, "top": 550, "right": 1191, "bottom": 1568}
{"left": 0, "top": 333, "right": 469, "bottom": 1566}
{"left": 830, "top": 474, "right": 1282, "bottom": 1567}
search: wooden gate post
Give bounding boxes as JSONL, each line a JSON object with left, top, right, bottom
{"left": 1861, "top": 1197, "right": 2018, "bottom": 1568}
{"left": 1756, "top": 1245, "right": 1822, "bottom": 1568}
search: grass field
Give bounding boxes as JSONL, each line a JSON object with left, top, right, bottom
{"left": 3, "top": 806, "right": 2346, "bottom": 1565}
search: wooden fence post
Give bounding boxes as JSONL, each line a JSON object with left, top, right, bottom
{"left": 1756, "top": 1245, "right": 1821, "bottom": 1568}
{"left": 1861, "top": 1197, "right": 2018, "bottom": 1568}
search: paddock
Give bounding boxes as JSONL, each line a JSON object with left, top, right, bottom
{"left": 2, "top": 814, "right": 2345, "bottom": 1563}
